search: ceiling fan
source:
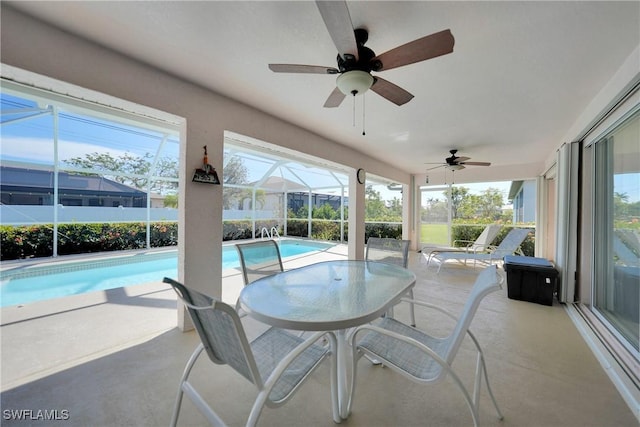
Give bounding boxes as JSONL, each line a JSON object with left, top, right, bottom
{"left": 268, "top": 0, "right": 455, "bottom": 108}
{"left": 425, "top": 149, "right": 492, "bottom": 171}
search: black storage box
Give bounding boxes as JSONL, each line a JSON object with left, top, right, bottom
{"left": 503, "top": 256, "right": 559, "bottom": 306}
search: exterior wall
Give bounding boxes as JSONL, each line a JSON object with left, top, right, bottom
{"left": 512, "top": 180, "right": 537, "bottom": 223}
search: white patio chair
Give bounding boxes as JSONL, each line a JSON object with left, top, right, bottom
{"left": 235, "top": 240, "right": 284, "bottom": 286}
{"left": 235, "top": 240, "right": 285, "bottom": 316}
{"left": 365, "top": 237, "right": 415, "bottom": 327}
{"left": 348, "top": 265, "right": 504, "bottom": 427}
{"left": 423, "top": 224, "right": 503, "bottom": 263}
{"left": 616, "top": 228, "right": 640, "bottom": 254}
{"left": 429, "top": 228, "right": 532, "bottom": 273}
{"left": 163, "top": 277, "right": 339, "bottom": 427}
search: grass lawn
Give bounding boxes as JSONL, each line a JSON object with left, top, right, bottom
{"left": 420, "top": 223, "right": 449, "bottom": 245}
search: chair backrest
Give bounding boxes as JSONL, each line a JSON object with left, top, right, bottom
{"left": 163, "top": 277, "right": 263, "bottom": 387}
{"left": 470, "top": 224, "right": 503, "bottom": 251}
{"left": 365, "top": 237, "right": 410, "bottom": 268}
{"left": 492, "top": 228, "right": 532, "bottom": 257}
{"left": 235, "top": 240, "right": 284, "bottom": 285}
{"left": 442, "top": 265, "right": 503, "bottom": 366}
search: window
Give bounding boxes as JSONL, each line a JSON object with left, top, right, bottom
{"left": 1, "top": 81, "right": 180, "bottom": 258}
{"left": 420, "top": 181, "right": 522, "bottom": 247}
{"left": 222, "top": 136, "right": 348, "bottom": 241}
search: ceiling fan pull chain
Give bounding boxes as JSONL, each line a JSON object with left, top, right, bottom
{"left": 352, "top": 94, "right": 356, "bottom": 127}
{"left": 362, "top": 93, "right": 366, "bottom": 136}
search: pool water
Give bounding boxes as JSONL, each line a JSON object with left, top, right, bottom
{"left": 0, "top": 239, "right": 334, "bottom": 307}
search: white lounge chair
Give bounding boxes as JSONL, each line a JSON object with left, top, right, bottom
{"left": 613, "top": 231, "right": 640, "bottom": 267}
{"left": 429, "top": 228, "right": 532, "bottom": 273}
{"left": 423, "top": 224, "right": 503, "bottom": 264}
{"left": 348, "top": 265, "right": 504, "bottom": 427}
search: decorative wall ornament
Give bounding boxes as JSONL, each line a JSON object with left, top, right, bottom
{"left": 192, "top": 145, "right": 220, "bottom": 185}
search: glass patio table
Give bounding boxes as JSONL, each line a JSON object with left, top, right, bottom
{"left": 238, "top": 259, "right": 416, "bottom": 420}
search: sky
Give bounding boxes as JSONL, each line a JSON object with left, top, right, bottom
{"left": 2, "top": 93, "right": 179, "bottom": 167}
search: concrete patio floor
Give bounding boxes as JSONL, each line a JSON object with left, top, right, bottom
{"left": 1, "top": 246, "right": 637, "bottom": 426}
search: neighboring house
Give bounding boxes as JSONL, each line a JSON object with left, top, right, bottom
{"left": 149, "top": 193, "right": 166, "bottom": 208}
{"left": 508, "top": 180, "right": 536, "bottom": 223}
{"left": 238, "top": 176, "right": 347, "bottom": 214}
{"left": 288, "top": 191, "right": 345, "bottom": 213}
{"left": 0, "top": 166, "right": 148, "bottom": 208}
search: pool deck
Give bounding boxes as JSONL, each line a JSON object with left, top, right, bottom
{"left": 0, "top": 242, "right": 349, "bottom": 390}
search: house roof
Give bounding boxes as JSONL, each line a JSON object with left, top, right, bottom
{"left": 0, "top": 166, "right": 146, "bottom": 195}
{"left": 508, "top": 181, "right": 524, "bottom": 200}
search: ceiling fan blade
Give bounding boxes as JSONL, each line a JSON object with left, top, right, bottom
{"left": 370, "top": 77, "right": 414, "bottom": 106}
{"left": 460, "top": 161, "right": 491, "bottom": 166}
{"left": 316, "top": 0, "right": 358, "bottom": 61}
{"left": 323, "top": 87, "right": 346, "bottom": 108}
{"left": 269, "top": 64, "right": 339, "bottom": 74}
{"left": 426, "top": 165, "right": 446, "bottom": 171}
{"left": 373, "top": 29, "right": 455, "bottom": 72}
{"left": 455, "top": 156, "right": 470, "bottom": 162}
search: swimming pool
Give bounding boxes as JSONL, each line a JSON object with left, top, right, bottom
{"left": 0, "top": 239, "right": 335, "bottom": 307}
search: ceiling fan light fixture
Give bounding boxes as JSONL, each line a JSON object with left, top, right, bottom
{"left": 447, "top": 164, "right": 465, "bottom": 171}
{"left": 336, "top": 70, "right": 374, "bottom": 96}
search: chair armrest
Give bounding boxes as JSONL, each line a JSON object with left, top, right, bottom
{"left": 452, "top": 239, "right": 474, "bottom": 247}
{"left": 391, "top": 297, "right": 490, "bottom": 355}
{"left": 485, "top": 245, "right": 499, "bottom": 254}
{"left": 398, "top": 297, "right": 458, "bottom": 322}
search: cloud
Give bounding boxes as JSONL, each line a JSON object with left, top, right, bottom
{"left": 1, "top": 136, "right": 134, "bottom": 163}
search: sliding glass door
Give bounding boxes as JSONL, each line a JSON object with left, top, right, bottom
{"left": 592, "top": 111, "right": 639, "bottom": 354}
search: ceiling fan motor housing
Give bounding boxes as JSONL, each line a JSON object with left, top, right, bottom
{"left": 446, "top": 150, "right": 459, "bottom": 165}
{"left": 336, "top": 29, "right": 382, "bottom": 73}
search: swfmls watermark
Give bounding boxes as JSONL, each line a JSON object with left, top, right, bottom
{"left": 3, "top": 409, "right": 70, "bottom": 421}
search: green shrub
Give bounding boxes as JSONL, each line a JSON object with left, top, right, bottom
{"left": 1, "top": 226, "right": 54, "bottom": 259}
{"left": 311, "top": 221, "right": 341, "bottom": 241}
{"left": 364, "top": 223, "right": 403, "bottom": 242}
{"left": 283, "top": 220, "right": 309, "bottom": 238}
{"left": 1, "top": 222, "right": 178, "bottom": 261}
{"left": 222, "top": 221, "right": 252, "bottom": 240}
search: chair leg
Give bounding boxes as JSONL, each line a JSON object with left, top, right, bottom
{"left": 171, "top": 343, "right": 206, "bottom": 427}
{"left": 447, "top": 368, "right": 481, "bottom": 427}
{"left": 477, "top": 352, "right": 504, "bottom": 420}
{"left": 407, "top": 289, "right": 416, "bottom": 327}
{"left": 247, "top": 390, "right": 269, "bottom": 427}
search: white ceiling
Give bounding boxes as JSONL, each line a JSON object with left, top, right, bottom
{"left": 7, "top": 1, "right": 640, "bottom": 182}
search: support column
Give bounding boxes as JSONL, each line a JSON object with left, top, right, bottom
{"left": 348, "top": 168, "right": 366, "bottom": 260}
